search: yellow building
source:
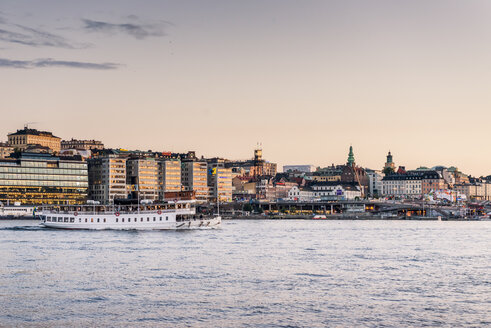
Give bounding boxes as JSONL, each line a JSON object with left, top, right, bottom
{"left": 208, "top": 164, "right": 233, "bottom": 202}
{"left": 0, "top": 142, "right": 14, "bottom": 159}
{"left": 311, "top": 175, "right": 341, "bottom": 182}
{"left": 181, "top": 161, "right": 208, "bottom": 202}
{"left": 8, "top": 127, "right": 61, "bottom": 154}
{"left": 126, "top": 157, "right": 159, "bottom": 201}
{"left": 158, "top": 159, "right": 182, "bottom": 200}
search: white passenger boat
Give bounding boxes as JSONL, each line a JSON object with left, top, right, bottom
{"left": 38, "top": 201, "right": 221, "bottom": 230}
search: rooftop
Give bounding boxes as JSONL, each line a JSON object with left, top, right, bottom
{"left": 8, "top": 127, "right": 60, "bottom": 139}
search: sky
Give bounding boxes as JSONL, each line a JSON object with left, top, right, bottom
{"left": 1, "top": 0, "right": 490, "bottom": 176}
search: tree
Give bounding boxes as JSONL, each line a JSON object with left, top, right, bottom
{"left": 243, "top": 204, "right": 253, "bottom": 212}
{"left": 383, "top": 167, "right": 395, "bottom": 175}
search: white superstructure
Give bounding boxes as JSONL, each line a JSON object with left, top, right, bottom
{"left": 38, "top": 201, "right": 220, "bottom": 230}
{"left": 0, "top": 205, "right": 35, "bottom": 218}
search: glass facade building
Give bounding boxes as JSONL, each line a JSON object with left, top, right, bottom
{"left": 0, "top": 152, "right": 88, "bottom": 205}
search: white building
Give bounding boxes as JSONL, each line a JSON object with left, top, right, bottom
{"left": 287, "top": 186, "right": 317, "bottom": 202}
{"left": 366, "top": 169, "right": 383, "bottom": 197}
{"left": 310, "top": 182, "right": 362, "bottom": 200}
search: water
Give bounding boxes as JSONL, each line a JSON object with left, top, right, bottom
{"left": 1, "top": 220, "right": 490, "bottom": 327}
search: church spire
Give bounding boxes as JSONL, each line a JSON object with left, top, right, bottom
{"left": 347, "top": 145, "right": 355, "bottom": 167}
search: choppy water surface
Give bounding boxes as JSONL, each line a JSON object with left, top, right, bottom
{"left": 1, "top": 220, "right": 490, "bottom": 327}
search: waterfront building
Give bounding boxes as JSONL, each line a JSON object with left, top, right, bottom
{"left": 0, "top": 142, "right": 14, "bottom": 159}
{"left": 207, "top": 164, "right": 233, "bottom": 202}
{"left": 454, "top": 181, "right": 491, "bottom": 201}
{"left": 283, "top": 165, "right": 316, "bottom": 173}
{"left": 126, "top": 157, "right": 159, "bottom": 202}
{"left": 0, "top": 152, "right": 88, "bottom": 205}
{"left": 287, "top": 186, "right": 316, "bottom": 202}
{"left": 382, "top": 170, "right": 442, "bottom": 198}
{"left": 181, "top": 161, "right": 208, "bottom": 202}
{"left": 88, "top": 156, "right": 127, "bottom": 204}
{"left": 256, "top": 176, "right": 299, "bottom": 201}
{"left": 310, "top": 182, "right": 362, "bottom": 201}
{"left": 8, "top": 127, "right": 61, "bottom": 154}
{"left": 61, "top": 139, "right": 104, "bottom": 151}
{"left": 158, "top": 159, "right": 182, "bottom": 200}
{"left": 366, "top": 169, "right": 383, "bottom": 198}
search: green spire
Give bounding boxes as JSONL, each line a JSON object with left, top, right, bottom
{"left": 347, "top": 145, "right": 355, "bottom": 166}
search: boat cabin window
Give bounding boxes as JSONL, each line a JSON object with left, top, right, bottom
{"left": 70, "top": 218, "right": 74, "bottom": 223}
{"left": 64, "top": 217, "right": 69, "bottom": 222}
{"left": 160, "top": 217, "right": 162, "bottom": 221}
{"left": 85, "top": 218, "right": 87, "bottom": 223}
{"left": 97, "top": 218, "right": 100, "bottom": 223}
{"left": 91, "top": 218, "right": 93, "bottom": 222}
{"left": 58, "top": 218, "right": 63, "bottom": 222}
{"left": 147, "top": 217, "right": 149, "bottom": 222}
{"left": 103, "top": 218, "right": 106, "bottom": 223}
{"left": 134, "top": 218, "right": 137, "bottom": 222}
{"left": 141, "top": 218, "right": 143, "bottom": 222}
{"left": 166, "top": 216, "right": 168, "bottom": 221}
{"left": 47, "top": 217, "right": 51, "bottom": 222}
{"left": 153, "top": 217, "right": 156, "bottom": 221}
{"left": 116, "top": 218, "right": 118, "bottom": 223}
{"left": 122, "top": 218, "right": 125, "bottom": 222}
{"left": 79, "top": 218, "right": 81, "bottom": 223}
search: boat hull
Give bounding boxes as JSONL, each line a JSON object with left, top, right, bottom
{"left": 41, "top": 217, "right": 221, "bottom": 230}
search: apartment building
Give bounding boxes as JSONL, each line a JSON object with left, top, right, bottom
{"left": 208, "top": 164, "right": 233, "bottom": 202}
{"left": 88, "top": 156, "right": 127, "bottom": 204}
{"left": 182, "top": 161, "right": 208, "bottom": 202}
{"left": 126, "top": 157, "right": 159, "bottom": 202}
{"left": 158, "top": 159, "right": 182, "bottom": 200}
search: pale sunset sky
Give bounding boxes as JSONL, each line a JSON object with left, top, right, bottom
{"left": 1, "top": 0, "right": 490, "bottom": 175}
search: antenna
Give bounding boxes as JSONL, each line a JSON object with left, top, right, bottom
{"left": 24, "top": 122, "right": 38, "bottom": 129}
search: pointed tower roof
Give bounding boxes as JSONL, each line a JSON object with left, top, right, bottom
{"left": 347, "top": 145, "right": 355, "bottom": 166}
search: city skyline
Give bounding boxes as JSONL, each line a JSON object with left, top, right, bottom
{"left": 1, "top": 1, "right": 491, "bottom": 175}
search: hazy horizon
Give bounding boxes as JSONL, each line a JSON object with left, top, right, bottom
{"left": 1, "top": 0, "right": 490, "bottom": 176}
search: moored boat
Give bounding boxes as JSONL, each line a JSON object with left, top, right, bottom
{"left": 37, "top": 200, "right": 221, "bottom": 230}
